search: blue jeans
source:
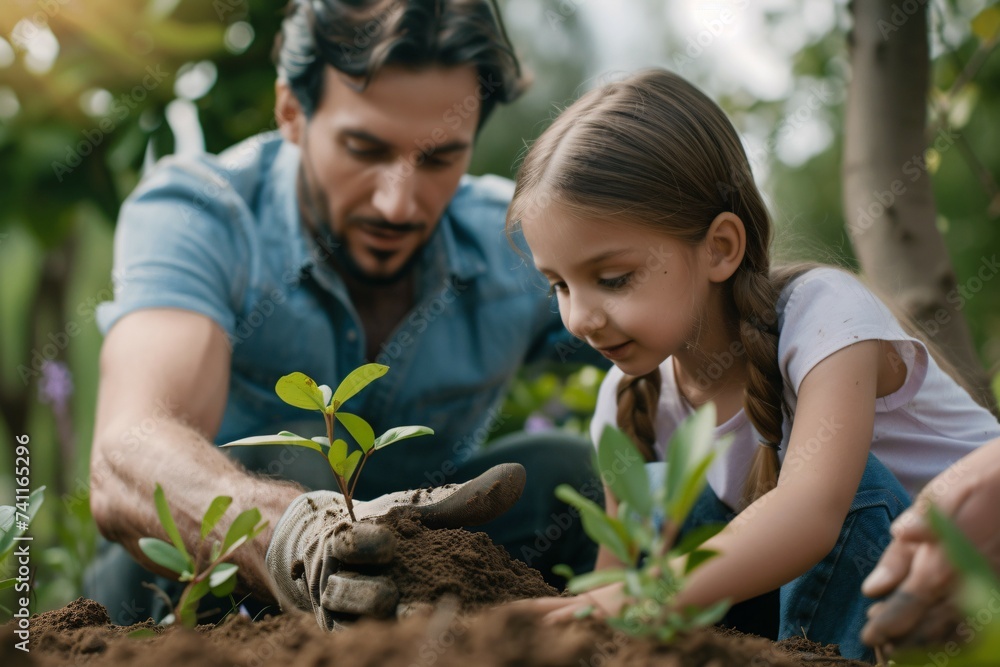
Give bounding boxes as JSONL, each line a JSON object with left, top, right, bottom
{"left": 654, "top": 452, "right": 909, "bottom": 662}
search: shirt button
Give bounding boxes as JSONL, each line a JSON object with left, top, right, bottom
{"left": 346, "top": 329, "right": 358, "bottom": 343}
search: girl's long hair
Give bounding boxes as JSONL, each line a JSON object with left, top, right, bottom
{"left": 506, "top": 69, "right": 788, "bottom": 509}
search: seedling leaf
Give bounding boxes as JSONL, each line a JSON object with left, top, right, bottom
{"left": 683, "top": 548, "right": 719, "bottom": 575}
{"left": 127, "top": 628, "right": 157, "bottom": 639}
{"left": 668, "top": 442, "right": 726, "bottom": 525}
{"left": 0, "top": 486, "right": 45, "bottom": 560}
{"left": 275, "top": 372, "right": 327, "bottom": 411}
{"left": 373, "top": 425, "right": 434, "bottom": 450}
{"left": 154, "top": 484, "right": 190, "bottom": 561}
{"left": 330, "top": 363, "right": 389, "bottom": 411}
{"left": 219, "top": 434, "right": 323, "bottom": 455}
{"left": 209, "top": 562, "right": 239, "bottom": 598}
{"left": 566, "top": 568, "right": 627, "bottom": 594}
{"left": 328, "top": 439, "right": 348, "bottom": 470}
{"left": 555, "top": 484, "right": 632, "bottom": 564}
{"left": 597, "top": 426, "right": 652, "bottom": 517}
{"left": 552, "top": 564, "right": 575, "bottom": 580}
{"left": 222, "top": 508, "right": 262, "bottom": 554}
{"left": 312, "top": 436, "right": 331, "bottom": 448}
{"left": 200, "top": 496, "right": 233, "bottom": 541}
{"left": 671, "top": 523, "right": 725, "bottom": 556}
{"left": 665, "top": 404, "right": 718, "bottom": 519}
{"left": 339, "top": 450, "right": 363, "bottom": 481}
{"left": 0, "top": 578, "right": 17, "bottom": 590}
{"left": 139, "top": 537, "right": 191, "bottom": 576}
{"left": 337, "top": 412, "right": 375, "bottom": 452}
{"left": 319, "top": 384, "right": 333, "bottom": 408}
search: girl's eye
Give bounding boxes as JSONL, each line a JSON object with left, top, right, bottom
{"left": 598, "top": 273, "right": 632, "bottom": 290}
{"left": 546, "top": 282, "right": 567, "bottom": 297}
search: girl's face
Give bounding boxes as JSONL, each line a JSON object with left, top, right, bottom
{"left": 521, "top": 205, "right": 711, "bottom": 377}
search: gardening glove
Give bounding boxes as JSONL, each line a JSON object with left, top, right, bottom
{"left": 266, "top": 462, "right": 526, "bottom": 630}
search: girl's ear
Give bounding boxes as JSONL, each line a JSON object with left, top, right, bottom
{"left": 704, "top": 212, "right": 747, "bottom": 283}
{"left": 275, "top": 80, "right": 305, "bottom": 145}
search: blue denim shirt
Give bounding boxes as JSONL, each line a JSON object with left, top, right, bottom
{"left": 97, "top": 132, "right": 599, "bottom": 497}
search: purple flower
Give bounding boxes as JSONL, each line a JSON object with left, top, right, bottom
{"left": 38, "top": 360, "right": 74, "bottom": 411}
{"left": 524, "top": 413, "right": 555, "bottom": 434}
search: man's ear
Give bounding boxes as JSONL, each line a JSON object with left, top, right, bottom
{"left": 275, "top": 80, "right": 305, "bottom": 144}
{"left": 704, "top": 212, "right": 747, "bottom": 283}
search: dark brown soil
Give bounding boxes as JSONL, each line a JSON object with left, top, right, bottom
{"left": 2, "top": 597, "right": 873, "bottom": 667}
{"left": 1, "top": 523, "right": 871, "bottom": 666}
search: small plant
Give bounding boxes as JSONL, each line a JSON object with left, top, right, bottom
{"left": 220, "top": 364, "right": 433, "bottom": 522}
{"left": 138, "top": 483, "right": 268, "bottom": 628}
{"left": 890, "top": 506, "right": 1000, "bottom": 665}
{"left": 0, "top": 486, "right": 45, "bottom": 616}
{"left": 552, "top": 403, "right": 731, "bottom": 642}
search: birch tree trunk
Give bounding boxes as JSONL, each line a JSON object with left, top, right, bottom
{"left": 843, "top": 0, "right": 997, "bottom": 413}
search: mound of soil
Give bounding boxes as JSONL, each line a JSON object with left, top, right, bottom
{"left": 1, "top": 522, "right": 870, "bottom": 666}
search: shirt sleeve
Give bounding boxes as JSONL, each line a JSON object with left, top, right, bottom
{"left": 96, "top": 159, "right": 249, "bottom": 339}
{"left": 777, "top": 267, "right": 929, "bottom": 410}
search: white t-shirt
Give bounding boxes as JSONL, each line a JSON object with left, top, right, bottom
{"left": 590, "top": 267, "right": 1000, "bottom": 510}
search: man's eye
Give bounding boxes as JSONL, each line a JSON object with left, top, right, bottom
{"left": 598, "top": 273, "right": 632, "bottom": 290}
{"left": 344, "top": 141, "right": 384, "bottom": 158}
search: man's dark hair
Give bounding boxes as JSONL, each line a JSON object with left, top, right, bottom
{"left": 273, "top": 0, "right": 529, "bottom": 127}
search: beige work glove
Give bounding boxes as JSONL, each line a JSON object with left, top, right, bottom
{"left": 266, "top": 463, "right": 525, "bottom": 630}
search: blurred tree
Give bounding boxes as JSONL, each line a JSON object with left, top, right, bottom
{"left": 843, "top": 0, "right": 998, "bottom": 413}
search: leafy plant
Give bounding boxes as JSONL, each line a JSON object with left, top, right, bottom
{"left": 552, "top": 403, "right": 732, "bottom": 642}
{"left": 220, "top": 364, "right": 433, "bottom": 522}
{"left": 0, "top": 486, "right": 45, "bottom": 616}
{"left": 138, "top": 483, "right": 267, "bottom": 628}
{"left": 891, "top": 505, "right": 1000, "bottom": 665}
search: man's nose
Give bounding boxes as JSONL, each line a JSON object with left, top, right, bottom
{"left": 372, "top": 160, "right": 420, "bottom": 224}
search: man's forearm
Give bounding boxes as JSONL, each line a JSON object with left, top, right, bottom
{"left": 90, "top": 416, "right": 304, "bottom": 604}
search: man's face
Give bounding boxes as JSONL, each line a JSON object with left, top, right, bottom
{"left": 280, "top": 65, "right": 481, "bottom": 280}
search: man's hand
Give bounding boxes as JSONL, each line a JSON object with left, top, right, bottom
{"left": 861, "top": 439, "right": 1000, "bottom": 649}
{"left": 266, "top": 462, "right": 526, "bottom": 630}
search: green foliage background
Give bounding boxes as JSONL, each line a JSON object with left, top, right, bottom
{"left": 0, "top": 0, "right": 998, "bottom": 614}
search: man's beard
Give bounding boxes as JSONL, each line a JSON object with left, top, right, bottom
{"left": 325, "top": 223, "right": 425, "bottom": 287}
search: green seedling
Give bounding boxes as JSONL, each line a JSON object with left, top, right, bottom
{"left": 0, "top": 486, "right": 45, "bottom": 615}
{"left": 891, "top": 506, "right": 1000, "bottom": 666}
{"left": 552, "top": 403, "right": 732, "bottom": 643}
{"left": 138, "top": 483, "right": 268, "bottom": 628}
{"left": 220, "top": 364, "right": 433, "bottom": 522}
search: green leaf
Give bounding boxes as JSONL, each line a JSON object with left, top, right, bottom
{"left": 178, "top": 578, "right": 211, "bottom": 628}
{"left": 154, "top": 484, "right": 190, "bottom": 562}
{"left": 597, "top": 426, "right": 652, "bottom": 518}
{"left": 139, "top": 537, "right": 191, "bottom": 576}
{"left": 209, "top": 562, "right": 239, "bottom": 598}
{"left": 566, "top": 568, "right": 627, "bottom": 594}
{"left": 126, "top": 628, "right": 157, "bottom": 639}
{"left": 664, "top": 405, "right": 724, "bottom": 521}
{"left": 972, "top": 5, "right": 1000, "bottom": 43}
{"left": 327, "top": 439, "right": 348, "bottom": 470}
{"left": 219, "top": 434, "right": 323, "bottom": 455}
{"left": 555, "top": 485, "right": 633, "bottom": 564}
{"left": 275, "top": 372, "right": 327, "bottom": 411}
{"left": 311, "top": 436, "right": 331, "bottom": 448}
{"left": 0, "top": 577, "right": 16, "bottom": 590}
{"left": 337, "top": 450, "right": 363, "bottom": 482}
{"left": 337, "top": 412, "right": 375, "bottom": 452}
{"left": 0, "top": 487, "right": 46, "bottom": 561}
{"left": 318, "top": 384, "right": 333, "bottom": 408}
{"left": 278, "top": 430, "right": 303, "bottom": 438}
{"left": 688, "top": 598, "right": 731, "bottom": 627}
{"left": 668, "top": 440, "right": 727, "bottom": 525}
{"left": 373, "top": 425, "right": 434, "bottom": 450}
{"left": 330, "top": 364, "right": 389, "bottom": 411}
{"left": 551, "top": 564, "right": 575, "bottom": 580}
{"left": 670, "top": 523, "right": 725, "bottom": 556}
{"left": 200, "top": 496, "right": 232, "bottom": 541}
{"left": 683, "top": 548, "right": 719, "bottom": 575}
{"left": 222, "top": 508, "right": 262, "bottom": 555}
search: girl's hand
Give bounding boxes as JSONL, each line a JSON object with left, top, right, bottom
{"left": 511, "top": 582, "right": 627, "bottom": 623}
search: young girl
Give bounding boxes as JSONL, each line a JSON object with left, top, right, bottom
{"left": 506, "top": 68, "right": 1000, "bottom": 660}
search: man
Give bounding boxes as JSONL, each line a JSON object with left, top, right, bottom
{"left": 85, "top": 0, "right": 602, "bottom": 626}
